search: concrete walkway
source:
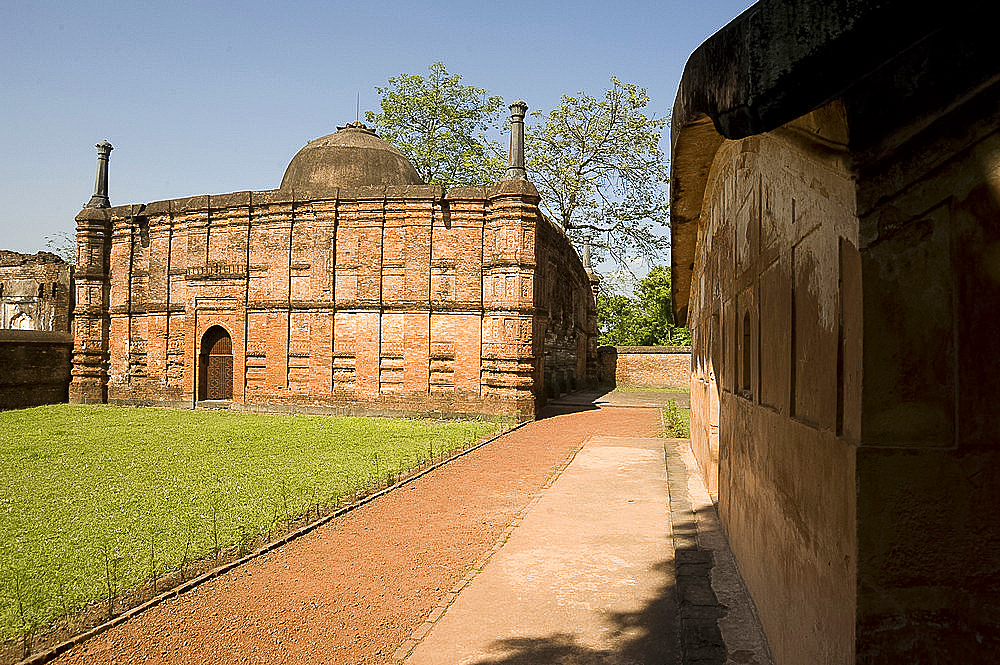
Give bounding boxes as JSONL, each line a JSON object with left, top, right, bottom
{"left": 399, "top": 392, "right": 773, "bottom": 665}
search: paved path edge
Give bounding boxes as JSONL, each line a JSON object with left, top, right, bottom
{"left": 665, "top": 437, "right": 775, "bottom": 665}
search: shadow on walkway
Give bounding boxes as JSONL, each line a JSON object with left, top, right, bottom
{"left": 400, "top": 426, "right": 768, "bottom": 665}
{"left": 458, "top": 465, "right": 735, "bottom": 665}
{"left": 402, "top": 403, "right": 772, "bottom": 665}
{"left": 463, "top": 560, "right": 680, "bottom": 664}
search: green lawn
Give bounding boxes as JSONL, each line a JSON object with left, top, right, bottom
{"left": 0, "top": 405, "right": 501, "bottom": 643}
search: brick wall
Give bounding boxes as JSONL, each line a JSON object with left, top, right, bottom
{"left": 537, "top": 218, "right": 597, "bottom": 397}
{"left": 72, "top": 181, "right": 596, "bottom": 420}
{"left": 597, "top": 346, "right": 691, "bottom": 388}
{"left": 0, "top": 330, "right": 73, "bottom": 409}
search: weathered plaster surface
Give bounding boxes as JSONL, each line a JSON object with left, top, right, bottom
{"left": 853, "top": 80, "right": 1000, "bottom": 663}
{"left": 687, "top": 111, "right": 859, "bottom": 665}
{"left": 0, "top": 251, "right": 72, "bottom": 333}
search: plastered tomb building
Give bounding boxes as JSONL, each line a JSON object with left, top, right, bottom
{"left": 672, "top": 1, "right": 1000, "bottom": 662}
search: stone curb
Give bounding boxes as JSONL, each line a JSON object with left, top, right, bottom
{"left": 15, "top": 421, "right": 529, "bottom": 665}
{"left": 664, "top": 436, "right": 775, "bottom": 665}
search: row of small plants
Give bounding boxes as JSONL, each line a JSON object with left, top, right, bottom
{"left": 0, "top": 405, "right": 502, "bottom": 657}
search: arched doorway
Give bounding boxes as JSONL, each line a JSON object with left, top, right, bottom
{"left": 199, "top": 326, "right": 233, "bottom": 400}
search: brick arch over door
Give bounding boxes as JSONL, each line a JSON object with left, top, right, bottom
{"left": 199, "top": 325, "right": 233, "bottom": 400}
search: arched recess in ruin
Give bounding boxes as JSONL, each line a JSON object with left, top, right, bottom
{"left": 198, "top": 325, "right": 233, "bottom": 401}
{"left": 11, "top": 312, "right": 33, "bottom": 330}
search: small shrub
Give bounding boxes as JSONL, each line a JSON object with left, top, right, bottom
{"left": 662, "top": 402, "right": 691, "bottom": 438}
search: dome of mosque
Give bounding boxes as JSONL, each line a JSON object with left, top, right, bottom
{"left": 279, "top": 122, "right": 422, "bottom": 191}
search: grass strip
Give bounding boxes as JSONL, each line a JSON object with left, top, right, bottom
{"left": 612, "top": 385, "right": 689, "bottom": 394}
{"left": 0, "top": 404, "right": 501, "bottom": 645}
{"left": 662, "top": 402, "right": 691, "bottom": 438}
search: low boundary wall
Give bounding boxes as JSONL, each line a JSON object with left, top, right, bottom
{"left": 0, "top": 330, "right": 73, "bottom": 410}
{"left": 598, "top": 345, "right": 691, "bottom": 388}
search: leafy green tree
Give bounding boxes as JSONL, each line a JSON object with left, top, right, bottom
{"left": 596, "top": 291, "right": 645, "bottom": 346}
{"left": 597, "top": 266, "right": 690, "bottom": 346}
{"left": 366, "top": 62, "right": 507, "bottom": 187}
{"left": 526, "top": 77, "right": 670, "bottom": 268}
{"left": 368, "top": 68, "right": 670, "bottom": 268}
{"left": 44, "top": 232, "right": 76, "bottom": 264}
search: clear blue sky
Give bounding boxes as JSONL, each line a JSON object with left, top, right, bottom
{"left": 0, "top": 0, "right": 755, "bottom": 255}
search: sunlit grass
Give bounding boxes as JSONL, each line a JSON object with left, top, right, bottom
{"left": 661, "top": 402, "right": 691, "bottom": 438}
{"left": 0, "top": 404, "right": 501, "bottom": 643}
{"left": 612, "top": 384, "right": 689, "bottom": 393}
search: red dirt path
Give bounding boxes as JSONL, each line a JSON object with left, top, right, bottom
{"left": 51, "top": 405, "right": 660, "bottom": 665}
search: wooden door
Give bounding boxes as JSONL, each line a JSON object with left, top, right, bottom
{"left": 200, "top": 327, "right": 233, "bottom": 400}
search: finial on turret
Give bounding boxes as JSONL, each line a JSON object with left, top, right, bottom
{"left": 505, "top": 100, "right": 528, "bottom": 181}
{"left": 85, "top": 140, "right": 113, "bottom": 209}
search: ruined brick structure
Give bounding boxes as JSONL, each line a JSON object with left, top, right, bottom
{"left": 0, "top": 251, "right": 72, "bottom": 333}
{"left": 672, "top": 1, "right": 999, "bottom": 663}
{"left": 69, "top": 109, "right": 597, "bottom": 419}
{"left": 0, "top": 251, "right": 74, "bottom": 409}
